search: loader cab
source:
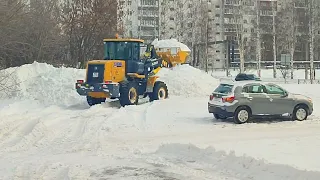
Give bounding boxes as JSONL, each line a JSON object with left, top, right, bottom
{"left": 103, "top": 39, "right": 145, "bottom": 75}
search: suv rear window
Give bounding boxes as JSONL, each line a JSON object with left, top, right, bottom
{"left": 214, "top": 84, "right": 234, "bottom": 94}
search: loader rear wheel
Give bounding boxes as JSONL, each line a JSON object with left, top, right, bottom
{"left": 149, "top": 81, "right": 168, "bottom": 102}
{"left": 87, "top": 96, "right": 106, "bottom": 106}
{"left": 119, "top": 82, "right": 139, "bottom": 107}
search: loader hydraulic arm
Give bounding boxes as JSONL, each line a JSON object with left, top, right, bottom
{"left": 144, "top": 58, "right": 163, "bottom": 77}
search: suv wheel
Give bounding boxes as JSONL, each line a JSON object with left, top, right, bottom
{"left": 292, "top": 105, "right": 308, "bottom": 121}
{"left": 234, "top": 106, "right": 251, "bottom": 124}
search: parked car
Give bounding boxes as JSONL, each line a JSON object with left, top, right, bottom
{"left": 208, "top": 81, "right": 313, "bottom": 124}
{"left": 235, "top": 73, "right": 261, "bottom": 81}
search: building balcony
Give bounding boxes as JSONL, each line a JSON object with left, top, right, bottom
{"left": 139, "top": 14, "right": 159, "bottom": 18}
{"left": 138, "top": 4, "right": 159, "bottom": 9}
{"left": 224, "top": 2, "right": 240, "bottom": 6}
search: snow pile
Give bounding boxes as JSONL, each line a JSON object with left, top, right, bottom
{"left": 0, "top": 62, "right": 86, "bottom": 107}
{"left": 157, "top": 64, "right": 220, "bottom": 97}
{"left": 151, "top": 143, "right": 320, "bottom": 180}
{"left": 0, "top": 62, "right": 219, "bottom": 106}
{"left": 152, "top": 38, "right": 191, "bottom": 52}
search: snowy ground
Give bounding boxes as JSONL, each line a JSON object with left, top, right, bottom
{"left": 1, "top": 62, "right": 320, "bottom": 179}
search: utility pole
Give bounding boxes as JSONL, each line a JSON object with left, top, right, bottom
{"left": 226, "top": 40, "right": 230, "bottom": 76}
{"left": 309, "top": 0, "right": 315, "bottom": 83}
{"left": 205, "top": 13, "right": 209, "bottom": 73}
{"left": 158, "top": 0, "right": 161, "bottom": 40}
{"left": 256, "top": 0, "right": 261, "bottom": 77}
{"left": 272, "top": 0, "right": 277, "bottom": 78}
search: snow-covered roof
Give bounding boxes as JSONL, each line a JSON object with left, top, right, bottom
{"left": 151, "top": 38, "right": 191, "bottom": 52}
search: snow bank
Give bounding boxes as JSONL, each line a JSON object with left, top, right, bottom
{"left": 157, "top": 64, "right": 220, "bottom": 97}
{"left": 152, "top": 38, "right": 191, "bottom": 52}
{"left": 0, "top": 62, "right": 219, "bottom": 106}
{"left": 151, "top": 143, "right": 320, "bottom": 180}
{"left": 0, "top": 62, "right": 86, "bottom": 107}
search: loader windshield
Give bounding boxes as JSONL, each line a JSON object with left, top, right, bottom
{"left": 104, "top": 41, "right": 140, "bottom": 61}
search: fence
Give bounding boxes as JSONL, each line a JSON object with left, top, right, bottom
{"left": 212, "top": 76, "right": 320, "bottom": 84}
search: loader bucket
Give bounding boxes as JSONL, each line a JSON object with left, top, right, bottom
{"left": 152, "top": 39, "right": 191, "bottom": 67}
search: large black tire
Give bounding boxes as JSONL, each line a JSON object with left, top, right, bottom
{"left": 119, "top": 82, "right": 139, "bottom": 107}
{"left": 87, "top": 96, "right": 106, "bottom": 106}
{"left": 292, "top": 104, "right": 308, "bottom": 121}
{"left": 149, "top": 81, "right": 168, "bottom": 102}
{"left": 233, "top": 106, "right": 252, "bottom": 124}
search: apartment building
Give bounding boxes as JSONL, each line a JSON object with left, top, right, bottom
{"left": 209, "top": 0, "right": 320, "bottom": 70}
{"left": 119, "top": 0, "right": 201, "bottom": 46}
{"left": 205, "top": 0, "right": 278, "bottom": 69}
{"left": 118, "top": 0, "right": 159, "bottom": 44}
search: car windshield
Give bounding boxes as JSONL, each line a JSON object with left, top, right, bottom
{"left": 214, "top": 84, "right": 234, "bottom": 94}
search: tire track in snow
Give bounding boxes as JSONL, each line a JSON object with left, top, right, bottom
{"left": 142, "top": 143, "right": 320, "bottom": 180}
{"left": 0, "top": 112, "right": 52, "bottom": 154}
{"left": 0, "top": 118, "right": 49, "bottom": 153}
{"left": 64, "top": 105, "right": 120, "bottom": 154}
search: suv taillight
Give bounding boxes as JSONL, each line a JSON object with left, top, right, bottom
{"left": 222, "top": 96, "right": 235, "bottom": 103}
{"left": 210, "top": 95, "right": 214, "bottom": 100}
{"left": 77, "top": 80, "right": 84, "bottom": 83}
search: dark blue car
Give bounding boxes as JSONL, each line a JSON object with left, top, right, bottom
{"left": 235, "top": 73, "right": 261, "bottom": 81}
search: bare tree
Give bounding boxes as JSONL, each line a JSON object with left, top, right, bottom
{"left": 0, "top": 0, "right": 66, "bottom": 68}
{"left": 60, "top": 0, "right": 118, "bottom": 68}
{"left": 234, "top": 0, "right": 257, "bottom": 73}
{"left": 279, "top": 65, "right": 290, "bottom": 83}
{"left": 308, "top": 0, "right": 320, "bottom": 82}
{"left": 276, "top": 0, "right": 295, "bottom": 79}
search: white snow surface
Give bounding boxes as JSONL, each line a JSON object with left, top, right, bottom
{"left": 152, "top": 38, "right": 191, "bottom": 52}
{"left": 157, "top": 64, "right": 220, "bottom": 97}
{"left": 0, "top": 62, "right": 86, "bottom": 107}
{"left": 1, "top": 63, "right": 320, "bottom": 179}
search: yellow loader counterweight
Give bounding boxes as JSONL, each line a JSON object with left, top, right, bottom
{"left": 75, "top": 35, "right": 171, "bottom": 107}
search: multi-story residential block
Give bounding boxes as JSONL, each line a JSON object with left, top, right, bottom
{"left": 119, "top": 0, "right": 202, "bottom": 46}
{"left": 119, "top": 0, "right": 319, "bottom": 70}
{"left": 118, "top": 0, "right": 159, "bottom": 44}
{"left": 208, "top": 0, "right": 279, "bottom": 69}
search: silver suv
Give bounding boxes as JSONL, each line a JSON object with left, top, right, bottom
{"left": 208, "top": 81, "right": 313, "bottom": 124}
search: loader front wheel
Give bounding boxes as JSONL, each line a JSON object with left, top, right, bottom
{"left": 149, "top": 81, "right": 168, "bottom": 102}
{"left": 119, "top": 82, "right": 139, "bottom": 107}
{"left": 87, "top": 96, "right": 106, "bottom": 106}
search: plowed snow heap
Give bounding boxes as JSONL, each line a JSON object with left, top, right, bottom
{"left": 0, "top": 62, "right": 219, "bottom": 107}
